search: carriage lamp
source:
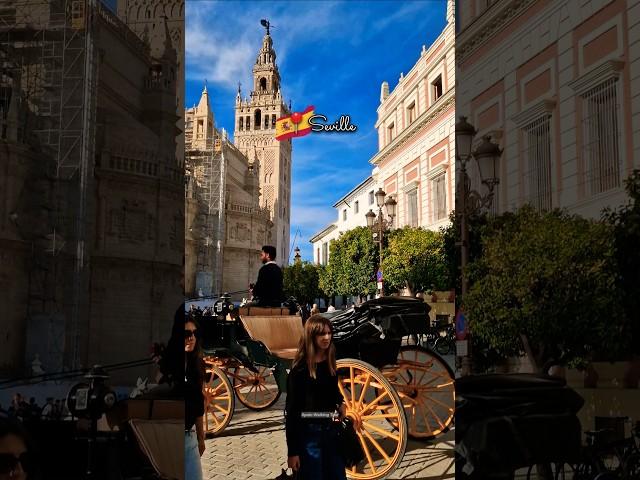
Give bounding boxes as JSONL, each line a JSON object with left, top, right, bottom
{"left": 455, "top": 116, "right": 502, "bottom": 376}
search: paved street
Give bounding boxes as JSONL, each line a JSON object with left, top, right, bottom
{"left": 204, "top": 392, "right": 455, "bottom": 480}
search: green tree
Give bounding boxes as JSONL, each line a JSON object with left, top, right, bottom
{"left": 464, "top": 205, "right": 628, "bottom": 371}
{"left": 321, "top": 227, "right": 377, "bottom": 298}
{"left": 282, "top": 261, "right": 321, "bottom": 305}
{"left": 382, "top": 227, "right": 450, "bottom": 295}
{"left": 603, "top": 170, "right": 640, "bottom": 356}
{"left": 440, "top": 212, "right": 489, "bottom": 298}
{"left": 318, "top": 263, "right": 336, "bottom": 299}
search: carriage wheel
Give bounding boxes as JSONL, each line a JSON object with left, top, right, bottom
{"left": 381, "top": 346, "right": 455, "bottom": 439}
{"left": 230, "top": 365, "right": 281, "bottom": 410}
{"left": 204, "top": 364, "right": 235, "bottom": 436}
{"left": 336, "top": 358, "right": 408, "bottom": 480}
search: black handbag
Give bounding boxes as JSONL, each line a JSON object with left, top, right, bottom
{"left": 337, "top": 417, "right": 365, "bottom": 468}
{"left": 274, "top": 468, "right": 298, "bottom": 479}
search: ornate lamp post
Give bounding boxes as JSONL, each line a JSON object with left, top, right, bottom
{"left": 455, "top": 116, "right": 502, "bottom": 375}
{"left": 294, "top": 246, "right": 301, "bottom": 264}
{"left": 365, "top": 188, "right": 397, "bottom": 297}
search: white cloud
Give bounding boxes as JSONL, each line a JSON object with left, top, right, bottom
{"left": 186, "top": 1, "right": 344, "bottom": 89}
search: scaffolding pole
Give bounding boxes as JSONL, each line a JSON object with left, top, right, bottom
{"left": 1, "top": 0, "right": 97, "bottom": 370}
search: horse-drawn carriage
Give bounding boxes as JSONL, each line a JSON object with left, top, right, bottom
{"left": 189, "top": 295, "right": 455, "bottom": 480}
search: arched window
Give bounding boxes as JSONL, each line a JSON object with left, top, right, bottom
{"left": 254, "top": 109, "right": 261, "bottom": 130}
{"left": 239, "top": 117, "right": 243, "bottom": 130}
{"left": 271, "top": 114, "right": 276, "bottom": 128}
{"left": 246, "top": 116, "right": 250, "bottom": 130}
{"left": 260, "top": 78, "right": 267, "bottom": 92}
{"left": 264, "top": 115, "right": 269, "bottom": 129}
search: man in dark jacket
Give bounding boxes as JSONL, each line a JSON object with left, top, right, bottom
{"left": 250, "top": 245, "right": 284, "bottom": 307}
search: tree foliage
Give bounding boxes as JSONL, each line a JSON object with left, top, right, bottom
{"left": 440, "top": 212, "right": 489, "bottom": 297}
{"left": 464, "top": 205, "right": 628, "bottom": 370}
{"left": 382, "top": 227, "right": 450, "bottom": 295}
{"left": 603, "top": 169, "right": 640, "bottom": 355}
{"left": 282, "top": 261, "right": 321, "bottom": 305}
{"left": 319, "top": 227, "right": 377, "bottom": 297}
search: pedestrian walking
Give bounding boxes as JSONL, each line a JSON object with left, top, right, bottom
{"left": 184, "top": 315, "right": 206, "bottom": 480}
{"left": 285, "top": 314, "right": 347, "bottom": 480}
{"left": 40, "top": 399, "right": 53, "bottom": 421}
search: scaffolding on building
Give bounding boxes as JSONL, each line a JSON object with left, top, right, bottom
{"left": 186, "top": 129, "right": 226, "bottom": 297}
{"left": 0, "top": 0, "right": 98, "bottom": 370}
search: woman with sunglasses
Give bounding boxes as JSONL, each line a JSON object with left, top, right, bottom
{"left": 184, "top": 316, "right": 206, "bottom": 480}
{"left": 285, "top": 314, "right": 347, "bottom": 480}
{"left": 0, "top": 418, "right": 33, "bottom": 480}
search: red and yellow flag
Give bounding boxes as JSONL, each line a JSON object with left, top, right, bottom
{"left": 275, "top": 105, "right": 315, "bottom": 141}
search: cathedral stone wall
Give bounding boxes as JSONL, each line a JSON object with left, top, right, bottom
{"left": 184, "top": 85, "right": 272, "bottom": 300}
{"left": 0, "top": 7, "right": 182, "bottom": 381}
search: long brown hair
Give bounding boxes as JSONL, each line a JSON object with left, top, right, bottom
{"left": 292, "top": 314, "right": 337, "bottom": 379}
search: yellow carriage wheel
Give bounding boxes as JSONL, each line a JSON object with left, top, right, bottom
{"left": 336, "top": 358, "right": 408, "bottom": 480}
{"left": 204, "top": 364, "right": 235, "bottom": 436}
{"left": 382, "top": 345, "right": 455, "bottom": 439}
{"left": 230, "top": 365, "right": 281, "bottom": 411}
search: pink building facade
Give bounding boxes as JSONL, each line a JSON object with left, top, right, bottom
{"left": 370, "top": 1, "right": 456, "bottom": 231}
{"left": 457, "top": 0, "right": 640, "bottom": 217}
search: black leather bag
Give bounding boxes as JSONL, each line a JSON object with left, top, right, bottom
{"left": 274, "top": 468, "right": 298, "bottom": 479}
{"left": 337, "top": 417, "right": 364, "bottom": 468}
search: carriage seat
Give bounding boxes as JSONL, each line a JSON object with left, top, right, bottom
{"left": 238, "top": 306, "right": 292, "bottom": 316}
{"left": 239, "top": 315, "right": 303, "bottom": 360}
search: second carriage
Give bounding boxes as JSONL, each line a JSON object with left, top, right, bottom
{"left": 192, "top": 295, "right": 455, "bottom": 480}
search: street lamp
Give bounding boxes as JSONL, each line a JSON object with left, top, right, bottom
{"left": 365, "top": 189, "right": 396, "bottom": 297}
{"left": 455, "top": 116, "right": 502, "bottom": 375}
{"left": 294, "top": 246, "right": 301, "bottom": 264}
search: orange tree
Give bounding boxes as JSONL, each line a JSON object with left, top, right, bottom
{"left": 464, "top": 205, "right": 629, "bottom": 372}
{"left": 603, "top": 170, "right": 640, "bottom": 357}
{"left": 319, "top": 227, "right": 378, "bottom": 299}
{"left": 381, "top": 227, "right": 450, "bottom": 296}
{"left": 283, "top": 261, "right": 322, "bottom": 306}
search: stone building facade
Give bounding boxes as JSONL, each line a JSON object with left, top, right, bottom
{"left": 0, "top": 2, "right": 182, "bottom": 380}
{"left": 185, "top": 86, "right": 272, "bottom": 302}
{"left": 116, "top": 0, "right": 185, "bottom": 168}
{"left": 234, "top": 28, "right": 292, "bottom": 267}
{"left": 456, "top": 0, "right": 640, "bottom": 217}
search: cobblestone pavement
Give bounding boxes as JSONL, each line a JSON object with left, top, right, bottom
{"left": 203, "top": 395, "right": 455, "bottom": 480}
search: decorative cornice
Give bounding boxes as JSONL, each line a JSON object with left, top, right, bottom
{"left": 370, "top": 88, "right": 454, "bottom": 166}
{"left": 332, "top": 176, "right": 374, "bottom": 208}
{"left": 427, "top": 163, "right": 447, "bottom": 180}
{"left": 457, "top": 0, "right": 537, "bottom": 67}
{"left": 568, "top": 60, "right": 624, "bottom": 96}
{"left": 402, "top": 180, "right": 419, "bottom": 193}
{"left": 511, "top": 99, "right": 556, "bottom": 128}
{"left": 309, "top": 223, "right": 338, "bottom": 243}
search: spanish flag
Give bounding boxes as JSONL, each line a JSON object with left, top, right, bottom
{"left": 275, "top": 105, "right": 315, "bottom": 141}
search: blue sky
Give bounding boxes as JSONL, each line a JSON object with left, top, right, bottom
{"left": 186, "top": 0, "right": 447, "bottom": 263}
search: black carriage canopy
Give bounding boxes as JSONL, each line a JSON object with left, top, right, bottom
{"left": 325, "top": 297, "right": 432, "bottom": 368}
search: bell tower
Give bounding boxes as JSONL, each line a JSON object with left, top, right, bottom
{"left": 234, "top": 20, "right": 292, "bottom": 266}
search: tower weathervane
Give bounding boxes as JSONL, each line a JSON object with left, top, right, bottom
{"left": 260, "top": 19, "right": 271, "bottom": 35}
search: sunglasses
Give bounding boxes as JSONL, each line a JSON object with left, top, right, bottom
{"left": 0, "top": 452, "right": 32, "bottom": 475}
{"left": 184, "top": 329, "right": 198, "bottom": 340}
